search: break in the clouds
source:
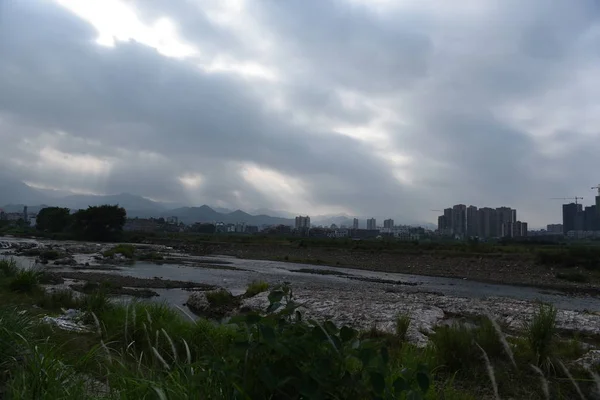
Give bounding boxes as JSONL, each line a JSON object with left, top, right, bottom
{"left": 1, "top": 0, "right": 600, "bottom": 226}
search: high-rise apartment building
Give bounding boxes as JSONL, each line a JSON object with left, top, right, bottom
{"left": 443, "top": 208, "right": 453, "bottom": 232}
{"left": 352, "top": 218, "right": 359, "bottom": 230}
{"left": 367, "top": 218, "right": 377, "bottom": 230}
{"left": 478, "top": 208, "right": 496, "bottom": 238}
{"left": 466, "top": 206, "right": 479, "bottom": 237}
{"left": 496, "top": 207, "right": 516, "bottom": 237}
{"left": 502, "top": 221, "right": 528, "bottom": 238}
{"left": 563, "top": 203, "right": 582, "bottom": 234}
{"left": 452, "top": 204, "right": 467, "bottom": 236}
{"left": 294, "top": 216, "right": 311, "bottom": 229}
{"left": 437, "top": 215, "right": 446, "bottom": 231}
{"left": 383, "top": 219, "right": 394, "bottom": 229}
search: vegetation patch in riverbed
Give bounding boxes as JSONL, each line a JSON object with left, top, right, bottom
{"left": 102, "top": 244, "right": 135, "bottom": 259}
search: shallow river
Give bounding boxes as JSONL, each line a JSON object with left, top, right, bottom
{"left": 2, "top": 237, "right": 600, "bottom": 312}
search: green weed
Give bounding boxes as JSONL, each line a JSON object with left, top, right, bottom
{"left": 103, "top": 244, "right": 135, "bottom": 259}
{"left": 9, "top": 268, "right": 43, "bottom": 293}
{"left": 205, "top": 289, "right": 236, "bottom": 307}
{"left": 431, "top": 323, "right": 477, "bottom": 374}
{"left": 0, "top": 258, "right": 18, "bottom": 277}
{"left": 525, "top": 304, "right": 557, "bottom": 370}
{"left": 395, "top": 313, "right": 411, "bottom": 342}
{"left": 36, "top": 289, "right": 82, "bottom": 311}
{"left": 244, "top": 280, "right": 269, "bottom": 297}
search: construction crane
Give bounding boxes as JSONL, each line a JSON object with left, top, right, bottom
{"left": 551, "top": 197, "right": 583, "bottom": 205}
{"left": 430, "top": 209, "right": 442, "bottom": 212}
{"left": 592, "top": 185, "right": 600, "bottom": 196}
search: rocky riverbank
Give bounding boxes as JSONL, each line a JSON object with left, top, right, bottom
{"left": 190, "top": 243, "right": 600, "bottom": 294}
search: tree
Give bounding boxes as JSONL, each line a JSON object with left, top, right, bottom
{"left": 71, "top": 205, "right": 126, "bottom": 241}
{"left": 37, "top": 207, "right": 72, "bottom": 232}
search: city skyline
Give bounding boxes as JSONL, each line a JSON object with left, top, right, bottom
{"left": 2, "top": 2, "right": 600, "bottom": 228}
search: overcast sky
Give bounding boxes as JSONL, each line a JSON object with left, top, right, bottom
{"left": 1, "top": 0, "right": 600, "bottom": 227}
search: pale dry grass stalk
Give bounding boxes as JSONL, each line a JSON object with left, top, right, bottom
{"left": 153, "top": 386, "right": 168, "bottom": 400}
{"left": 588, "top": 369, "right": 600, "bottom": 397}
{"left": 161, "top": 328, "right": 177, "bottom": 362}
{"left": 124, "top": 303, "right": 129, "bottom": 343}
{"left": 476, "top": 342, "right": 500, "bottom": 400}
{"left": 486, "top": 313, "right": 516, "bottom": 369}
{"left": 175, "top": 304, "right": 195, "bottom": 322}
{"left": 152, "top": 346, "right": 170, "bottom": 370}
{"left": 530, "top": 364, "right": 549, "bottom": 400}
{"left": 91, "top": 312, "right": 101, "bottom": 335}
{"left": 558, "top": 360, "right": 586, "bottom": 400}
{"left": 100, "top": 340, "right": 112, "bottom": 365}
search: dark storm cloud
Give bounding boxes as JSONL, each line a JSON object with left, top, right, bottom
{"left": 1, "top": 0, "right": 600, "bottom": 225}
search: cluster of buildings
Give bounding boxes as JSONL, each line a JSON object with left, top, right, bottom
{"left": 0, "top": 206, "right": 36, "bottom": 227}
{"left": 436, "top": 205, "right": 528, "bottom": 239}
{"left": 560, "top": 194, "right": 600, "bottom": 238}
{"left": 294, "top": 215, "right": 424, "bottom": 240}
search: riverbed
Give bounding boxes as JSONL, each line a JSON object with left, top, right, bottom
{"left": 2, "top": 236, "right": 600, "bottom": 344}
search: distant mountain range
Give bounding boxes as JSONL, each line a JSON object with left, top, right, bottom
{"left": 0, "top": 177, "right": 434, "bottom": 228}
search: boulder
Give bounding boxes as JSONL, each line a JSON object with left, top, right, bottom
{"left": 186, "top": 292, "right": 210, "bottom": 314}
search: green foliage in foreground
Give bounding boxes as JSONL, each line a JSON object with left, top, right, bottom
{"left": 0, "top": 270, "right": 595, "bottom": 400}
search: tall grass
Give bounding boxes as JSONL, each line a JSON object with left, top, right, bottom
{"left": 395, "top": 313, "right": 411, "bottom": 342}
{"left": 525, "top": 304, "right": 557, "bottom": 370}
{"left": 244, "top": 280, "right": 269, "bottom": 297}
{"left": 9, "top": 268, "right": 43, "bottom": 293}
{"left": 0, "top": 258, "right": 18, "bottom": 277}
{"left": 205, "top": 289, "right": 236, "bottom": 307}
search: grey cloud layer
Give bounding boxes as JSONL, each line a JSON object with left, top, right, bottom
{"left": 1, "top": 0, "right": 600, "bottom": 225}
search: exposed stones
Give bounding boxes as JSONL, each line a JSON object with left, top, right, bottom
{"left": 186, "top": 292, "right": 210, "bottom": 314}
{"left": 239, "top": 287, "right": 600, "bottom": 346}
{"left": 53, "top": 257, "right": 77, "bottom": 266}
{"left": 574, "top": 350, "right": 600, "bottom": 370}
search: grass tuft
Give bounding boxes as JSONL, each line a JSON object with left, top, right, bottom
{"left": 36, "top": 289, "right": 82, "bottom": 310}
{"left": 0, "top": 258, "right": 19, "bottom": 277}
{"left": 431, "top": 323, "right": 476, "bottom": 374}
{"left": 9, "top": 268, "right": 43, "bottom": 293}
{"left": 205, "top": 289, "right": 235, "bottom": 307}
{"left": 103, "top": 244, "right": 135, "bottom": 259}
{"left": 244, "top": 280, "right": 269, "bottom": 297}
{"left": 395, "top": 313, "right": 411, "bottom": 342}
{"left": 525, "top": 304, "right": 557, "bottom": 370}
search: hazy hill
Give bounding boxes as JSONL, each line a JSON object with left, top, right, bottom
{"left": 0, "top": 176, "right": 50, "bottom": 206}
{"left": 167, "top": 206, "right": 294, "bottom": 226}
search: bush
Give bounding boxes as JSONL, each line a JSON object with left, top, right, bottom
{"left": 395, "top": 313, "right": 411, "bottom": 342}
{"left": 205, "top": 289, "right": 235, "bottom": 307}
{"left": 0, "top": 258, "right": 18, "bottom": 277}
{"left": 431, "top": 323, "right": 477, "bottom": 374}
{"left": 9, "top": 268, "right": 43, "bottom": 293}
{"left": 36, "top": 289, "right": 82, "bottom": 310}
{"left": 103, "top": 244, "right": 135, "bottom": 259}
{"left": 474, "top": 318, "right": 505, "bottom": 361}
{"left": 245, "top": 280, "right": 269, "bottom": 297}
{"left": 525, "top": 304, "right": 557, "bottom": 370}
